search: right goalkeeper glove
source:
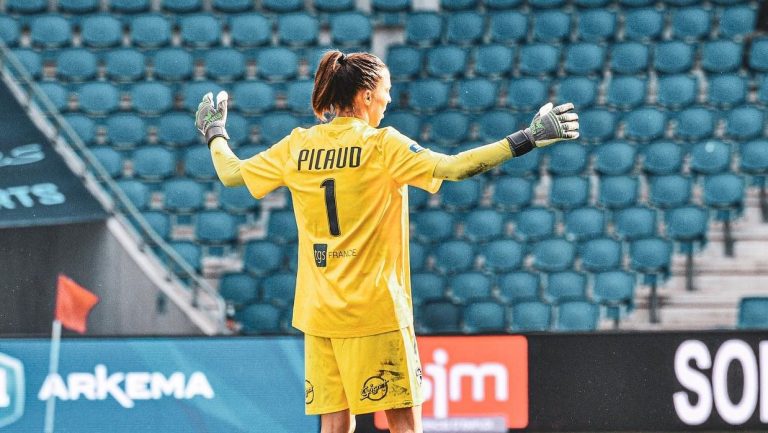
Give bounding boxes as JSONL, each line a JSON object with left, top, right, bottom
{"left": 195, "top": 91, "right": 229, "bottom": 147}
{"left": 505, "top": 102, "right": 580, "bottom": 157}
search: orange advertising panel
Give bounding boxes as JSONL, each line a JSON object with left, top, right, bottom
{"left": 374, "top": 335, "right": 528, "bottom": 431}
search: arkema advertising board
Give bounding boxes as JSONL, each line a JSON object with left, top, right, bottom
{"left": 0, "top": 337, "right": 317, "bottom": 432}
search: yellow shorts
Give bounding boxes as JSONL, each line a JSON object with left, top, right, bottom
{"left": 304, "top": 326, "right": 423, "bottom": 415}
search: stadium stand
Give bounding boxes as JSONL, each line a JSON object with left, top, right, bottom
{"left": 4, "top": 0, "right": 766, "bottom": 335}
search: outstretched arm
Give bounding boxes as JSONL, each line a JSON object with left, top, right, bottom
{"left": 433, "top": 102, "right": 579, "bottom": 181}
{"left": 210, "top": 137, "right": 245, "bottom": 187}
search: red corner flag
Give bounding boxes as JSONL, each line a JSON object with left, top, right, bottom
{"left": 55, "top": 274, "right": 100, "bottom": 334}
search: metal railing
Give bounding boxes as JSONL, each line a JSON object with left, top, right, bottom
{"left": 0, "top": 40, "right": 226, "bottom": 333}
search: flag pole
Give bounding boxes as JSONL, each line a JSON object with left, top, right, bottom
{"left": 44, "top": 319, "right": 62, "bottom": 433}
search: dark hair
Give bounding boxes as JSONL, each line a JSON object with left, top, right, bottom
{"left": 311, "top": 50, "right": 386, "bottom": 122}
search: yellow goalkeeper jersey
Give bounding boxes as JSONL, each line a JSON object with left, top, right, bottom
{"left": 240, "top": 116, "right": 443, "bottom": 338}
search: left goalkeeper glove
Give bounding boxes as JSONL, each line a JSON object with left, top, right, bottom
{"left": 195, "top": 91, "right": 229, "bottom": 146}
{"left": 505, "top": 102, "right": 580, "bottom": 157}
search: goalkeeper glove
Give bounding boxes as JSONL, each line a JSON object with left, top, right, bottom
{"left": 505, "top": 102, "right": 580, "bottom": 157}
{"left": 195, "top": 91, "right": 229, "bottom": 146}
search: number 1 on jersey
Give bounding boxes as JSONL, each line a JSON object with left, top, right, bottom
{"left": 321, "top": 179, "right": 341, "bottom": 236}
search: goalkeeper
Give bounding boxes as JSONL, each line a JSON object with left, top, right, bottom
{"left": 196, "top": 50, "right": 578, "bottom": 433}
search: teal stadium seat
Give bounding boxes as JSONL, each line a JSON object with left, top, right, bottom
{"left": 262, "top": 273, "right": 297, "bottom": 307}
{"left": 163, "top": 178, "right": 205, "bottom": 213}
{"left": 181, "top": 15, "right": 221, "bottom": 47}
{"left": 606, "top": 76, "right": 647, "bottom": 110}
{"left": 244, "top": 241, "right": 284, "bottom": 276}
{"left": 39, "top": 83, "right": 68, "bottom": 112}
{"left": 580, "top": 237, "right": 622, "bottom": 272}
{"left": 433, "top": 240, "right": 475, "bottom": 274}
{"left": 514, "top": 207, "right": 555, "bottom": 242}
{"left": 204, "top": 48, "right": 246, "bottom": 82}
{"left": 451, "top": 272, "right": 493, "bottom": 303}
{"left": 0, "top": 16, "right": 19, "bottom": 47}
{"left": 183, "top": 147, "right": 216, "bottom": 182}
{"left": 132, "top": 82, "right": 174, "bottom": 115}
{"left": 153, "top": 48, "right": 194, "bottom": 82}
{"left": 411, "top": 273, "right": 446, "bottom": 305}
{"left": 106, "top": 114, "right": 146, "bottom": 148}
{"left": 738, "top": 298, "right": 768, "bottom": 330}
{"left": 598, "top": 175, "right": 639, "bottom": 210}
{"left": 458, "top": 78, "right": 499, "bottom": 112}
{"left": 109, "top": 0, "right": 150, "bottom": 13}
{"left": 195, "top": 210, "right": 238, "bottom": 248}
{"left": 278, "top": 13, "right": 319, "bottom": 47}
{"left": 238, "top": 304, "right": 282, "bottom": 335}
{"left": 427, "top": 46, "right": 468, "bottom": 78}
{"left": 212, "top": 0, "right": 252, "bottom": 12}
{"left": 547, "top": 141, "right": 588, "bottom": 176}
{"left": 56, "top": 49, "right": 97, "bottom": 82}
{"left": 482, "top": 239, "right": 524, "bottom": 273}
{"left": 675, "top": 107, "right": 716, "bottom": 142}
{"left": 133, "top": 147, "right": 175, "bottom": 181}
{"left": 654, "top": 41, "right": 695, "bottom": 74}
{"left": 643, "top": 141, "right": 684, "bottom": 176}
{"left": 704, "top": 173, "right": 745, "bottom": 222}
{"left": 463, "top": 301, "right": 507, "bottom": 333}
{"left": 141, "top": 211, "right": 171, "bottom": 240}
{"left": 593, "top": 271, "right": 635, "bottom": 322}
{"left": 81, "top": 15, "right": 123, "bottom": 49}
{"left": 233, "top": 81, "right": 276, "bottom": 114}
{"left": 492, "top": 177, "right": 533, "bottom": 210}
{"left": 475, "top": 109, "right": 517, "bottom": 142}
{"left": 64, "top": 114, "right": 96, "bottom": 145}
{"left": 691, "top": 140, "right": 731, "bottom": 176}
{"left": 489, "top": 11, "right": 528, "bottom": 43}
{"left": 161, "top": 0, "right": 202, "bottom": 13}
{"left": 545, "top": 271, "right": 587, "bottom": 302}
{"left": 702, "top": 40, "right": 743, "bottom": 73}
{"left": 593, "top": 141, "right": 636, "bottom": 176}
{"left": 708, "top": 75, "right": 747, "bottom": 108}
{"left": 564, "top": 43, "right": 605, "bottom": 76}
{"left": 218, "top": 184, "right": 259, "bottom": 215}
{"left": 511, "top": 301, "right": 551, "bottom": 332}
{"left": 507, "top": 78, "right": 549, "bottom": 112}
{"left": 649, "top": 175, "right": 692, "bottom": 209}
{"left": 533, "top": 238, "right": 576, "bottom": 272}
{"left": 629, "top": 236, "right": 673, "bottom": 283}
{"left": 286, "top": 80, "right": 314, "bottom": 114}
{"left": 428, "top": 111, "right": 470, "bottom": 144}
{"left": 159, "top": 112, "right": 199, "bottom": 147}
{"left": 623, "top": 8, "right": 663, "bottom": 41}
{"left": 408, "top": 186, "right": 429, "bottom": 211}
{"left": 725, "top": 106, "right": 764, "bottom": 141}
{"left": 330, "top": 13, "right": 372, "bottom": 47}
{"left": 463, "top": 209, "right": 504, "bottom": 242}
{"left": 609, "top": 42, "right": 648, "bottom": 75}
{"left": 91, "top": 147, "right": 124, "bottom": 178}
{"left": 230, "top": 13, "right": 271, "bottom": 47}
{"left": 576, "top": 10, "right": 615, "bottom": 42}
{"left": 671, "top": 7, "right": 711, "bottom": 40}
{"left": 498, "top": 272, "right": 540, "bottom": 303}
{"left": 406, "top": 12, "right": 443, "bottom": 46}
{"left": 409, "top": 241, "right": 428, "bottom": 272}
{"left": 30, "top": 14, "right": 71, "bottom": 48}
{"left": 556, "top": 77, "right": 598, "bottom": 109}
{"left": 130, "top": 14, "right": 172, "bottom": 48}
{"left": 550, "top": 176, "right": 589, "bottom": 210}
{"left": 556, "top": 300, "right": 599, "bottom": 331}
{"left": 414, "top": 210, "right": 454, "bottom": 243}
{"left": 380, "top": 111, "right": 421, "bottom": 138}
{"left": 666, "top": 205, "right": 709, "bottom": 247}
{"left": 105, "top": 49, "right": 145, "bottom": 82}
{"left": 409, "top": 79, "right": 450, "bottom": 112}
{"left": 267, "top": 210, "right": 298, "bottom": 244}
{"left": 257, "top": 48, "right": 299, "bottom": 81}
{"left": 614, "top": 206, "right": 657, "bottom": 240}
{"left": 519, "top": 44, "right": 560, "bottom": 76}
{"left": 440, "top": 179, "right": 482, "bottom": 210}
{"left": 6, "top": 0, "right": 47, "bottom": 13}
{"left": 564, "top": 207, "right": 606, "bottom": 242}
{"left": 387, "top": 45, "right": 423, "bottom": 80}
{"left": 624, "top": 107, "right": 666, "bottom": 142}
{"left": 419, "top": 300, "right": 461, "bottom": 334}
{"left": 219, "top": 272, "right": 259, "bottom": 307}
{"left": 720, "top": 6, "right": 756, "bottom": 39}
{"left": 169, "top": 241, "right": 202, "bottom": 272}
{"left": 657, "top": 75, "right": 697, "bottom": 109}
{"left": 740, "top": 140, "right": 768, "bottom": 182}
{"left": 12, "top": 49, "right": 42, "bottom": 79}
{"left": 474, "top": 44, "right": 514, "bottom": 77}
{"left": 258, "top": 112, "right": 300, "bottom": 144}
{"left": 78, "top": 82, "right": 120, "bottom": 115}
{"left": 579, "top": 109, "right": 616, "bottom": 143}
{"left": 262, "top": 0, "right": 304, "bottom": 13}
{"left": 118, "top": 180, "right": 151, "bottom": 210}
{"left": 446, "top": 12, "right": 485, "bottom": 45}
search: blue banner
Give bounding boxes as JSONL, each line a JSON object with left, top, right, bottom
{"left": 0, "top": 337, "right": 318, "bottom": 432}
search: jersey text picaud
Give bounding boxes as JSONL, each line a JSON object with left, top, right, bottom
{"left": 298, "top": 147, "right": 362, "bottom": 171}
